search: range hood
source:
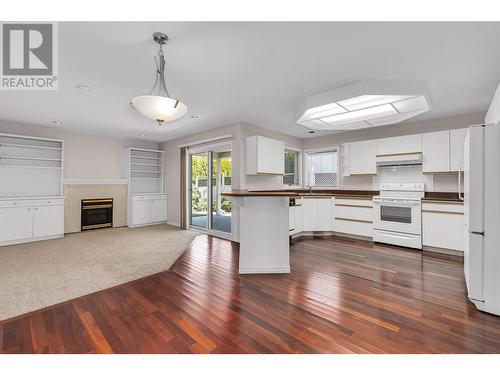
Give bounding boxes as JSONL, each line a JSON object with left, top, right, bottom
{"left": 376, "top": 153, "right": 422, "bottom": 167}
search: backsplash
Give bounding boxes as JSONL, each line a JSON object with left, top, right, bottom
{"left": 340, "top": 165, "right": 460, "bottom": 192}
{"left": 373, "top": 165, "right": 434, "bottom": 190}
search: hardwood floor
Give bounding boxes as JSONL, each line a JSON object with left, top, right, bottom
{"left": 2, "top": 234, "right": 500, "bottom": 353}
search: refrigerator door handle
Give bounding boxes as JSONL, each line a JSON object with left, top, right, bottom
{"left": 458, "top": 161, "right": 464, "bottom": 201}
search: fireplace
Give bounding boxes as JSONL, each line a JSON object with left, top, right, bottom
{"left": 81, "top": 198, "right": 113, "bottom": 231}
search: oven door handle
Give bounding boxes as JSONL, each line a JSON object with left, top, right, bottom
{"left": 373, "top": 199, "right": 421, "bottom": 207}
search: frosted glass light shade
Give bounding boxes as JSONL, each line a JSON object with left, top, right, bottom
{"left": 131, "top": 95, "right": 187, "bottom": 123}
{"left": 296, "top": 80, "right": 431, "bottom": 132}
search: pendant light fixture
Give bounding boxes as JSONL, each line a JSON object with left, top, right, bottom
{"left": 131, "top": 32, "right": 187, "bottom": 125}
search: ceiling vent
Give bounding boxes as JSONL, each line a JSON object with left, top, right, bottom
{"left": 296, "top": 80, "right": 431, "bottom": 132}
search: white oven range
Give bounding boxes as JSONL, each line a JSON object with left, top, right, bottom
{"left": 372, "top": 183, "right": 425, "bottom": 249}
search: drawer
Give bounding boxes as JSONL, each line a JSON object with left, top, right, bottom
{"left": 334, "top": 198, "right": 373, "bottom": 208}
{"left": 0, "top": 198, "right": 64, "bottom": 208}
{"left": 422, "top": 202, "right": 464, "bottom": 214}
{"left": 333, "top": 218, "right": 373, "bottom": 237}
{"left": 334, "top": 205, "right": 373, "bottom": 222}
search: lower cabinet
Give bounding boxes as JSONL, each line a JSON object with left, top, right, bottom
{"left": 302, "top": 197, "right": 333, "bottom": 232}
{"left": 332, "top": 197, "right": 373, "bottom": 237}
{"left": 129, "top": 194, "right": 168, "bottom": 227}
{"left": 0, "top": 198, "right": 64, "bottom": 246}
{"left": 422, "top": 202, "right": 464, "bottom": 251}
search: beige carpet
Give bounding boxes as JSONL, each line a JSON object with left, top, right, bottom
{"left": 0, "top": 224, "right": 198, "bottom": 321}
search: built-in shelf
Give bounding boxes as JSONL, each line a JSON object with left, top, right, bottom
{"left": 0, "top": 133, "right": 64, "bottom": 198}
{"left": 127, "top": 148, "right": 165, "bottom": 195}
{"left": 0, "top": 165, "right": 62, "bottom": 170}
{"left": 0, "top": 155, "right": 62, "bottom": 162}
{"left": 0, "top": 142, "right": 63, "bottom": 151}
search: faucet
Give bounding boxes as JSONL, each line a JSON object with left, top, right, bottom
{"left": 307, "top": 186, "right": 312, "bottom": 195}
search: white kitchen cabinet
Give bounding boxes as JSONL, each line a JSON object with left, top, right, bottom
{"left": 349, "top": 140, "right": 377, "bottom": 175}
{"left": 0, "top": 206, "right": 33, "bottom": 242}
{"left": 33, "top": 205, "right": 64, "bottom": 238}
{"left": 0, "top": 198, "right": 65, "bottom": 246}
{"left": 246, "top": 136, "right": 285, "bottom": 175}
{"left": 397, "top": 134, "right": 422, "bottom": 154}
{"left": 422, "top": 202, "right": 464, "bottom": 251}
{"left": 450, "top": 128, "right": 468, "bottom": 172}
{"left": 376, "top": 137, "right": 398, "bottom": 156}
{"left": 289, "top": 206, "right": 295, "bottom": 233}
{"left": 300, "top": 197, "right": 332, "bottom": 232}
{"left": 151, "top": 198, "right": 168, "bottom": 223}
{"left": 333, "top": 197, "right": 373, "bottom": 238}
{"left": 129, "top": 194, "right": 168, "bottom": 227}
{"left": 294, "top": 202, "right": 303, "bottom": 234}
{"left": 422, "top": 131, "right": 450, "bottom": 173}
{"left": 316, "top": 198, "right": 333, "bottom": 231}
{"left": 302, "top": 198, "right": 318, "bottom": 231}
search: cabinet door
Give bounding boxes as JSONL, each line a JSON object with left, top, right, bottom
{"left": 151, "top": 199, "right": 167, "bottom": 223}
{"left": 423, "top": 212, "right": 464, "bottom": 251}
{"left": 422, "top": 131, "right": 450, "bottom": 173}
{"left": 0, "top": 206, "right": 33, "bottom": 242}
{"left": 316, "top": 198, "right": 333, "bottom": 231}
{"left": 33, "top": 205, "right": 64, "bottom": 238}
{"left": 398, "top": 134, "right": 422, "bottom": 154}
{"left": 450, "top": 128, "right": 468, "bottom": 172}
{"left": 376, "top": 137, "right": 398, "bottom": 156}
{"left": 132, "top": 200, "right": 151, "bottom": 225}
{"left": 257, "top": 136, "right": 285, "bottom": 175}
{"left": 302, "top": 198, "right": 317, "bottom": 231}
{"left": 294, "top": 203, "right": 303, "bottom": 233}
{"left": 349, "top": 140, "right": 377, "bottom": 175}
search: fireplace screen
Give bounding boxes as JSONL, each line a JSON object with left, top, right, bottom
{"left": 81, "top": 198, "right": 113, "bottom": 231}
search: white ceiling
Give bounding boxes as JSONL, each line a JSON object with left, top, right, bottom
{"left": 1, "top": 22, "right": 499, "bottom": 142}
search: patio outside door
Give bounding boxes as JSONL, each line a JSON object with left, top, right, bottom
{"left": 189, "top": 146, "right": 232, "bottom": 236}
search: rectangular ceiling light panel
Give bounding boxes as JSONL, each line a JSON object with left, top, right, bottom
{"left": 297, "top": 102, "right": 347, "bottom": 123}
{"left": 392, "top": 95, "right": 429, "bottom": 113}
{"left": 322, "top": 104, "right": 398, "bottom": 126}
{"left": 337, "top": 95, "right": 414, "bottom": 111}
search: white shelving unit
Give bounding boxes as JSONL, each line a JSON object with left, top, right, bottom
{"left": 127, "top": 148, "right": 165, "bottom": 194}
{"left": 126, "top": 148, "right": 167, "bottom": 227}
{"left": 0, "top": 133, "right": 64, "bottom": 197}
{"left": 0, "top": 133, "right": 65, "bottom": 246}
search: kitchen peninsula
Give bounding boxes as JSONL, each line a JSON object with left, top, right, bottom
{"left": 222, "top": 190, "right": 299, "bottom": 274}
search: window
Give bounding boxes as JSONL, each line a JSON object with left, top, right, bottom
{"left": 305, "top": 149, "right": 338, "bottom": 187}
{"left": 283, "top": 149, "right": 300, "bottom": 186}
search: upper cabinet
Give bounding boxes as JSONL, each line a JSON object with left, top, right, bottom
{"left": 349, "top": 140, "right": 377, "bottom": 175}
{"left": 376, "top": 134, "right": 422, "bottom": 156}
{"left": 450, "top": 128, "right": 468, "bottom": 172}
{"left": 397, "top": 134, "right": 422, "bottom": 154}
{"left": 376, "top": 137, "right": 398, "bottom": 156}
{"left": 246, "top": 136, "right": 285, "bottom": 175}
{"left": 422, "top": 131, "right": 450, "bottom": 173}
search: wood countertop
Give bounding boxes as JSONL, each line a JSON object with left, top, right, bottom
{"left": 222, "top": 189, "right": 463, "bottom": 202}
{"left": 221, "top": 190, "right": 300, "bottom": 197}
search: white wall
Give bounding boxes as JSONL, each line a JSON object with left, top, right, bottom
{"left": 0, "top": 122, "right": 158, "bottom": 180}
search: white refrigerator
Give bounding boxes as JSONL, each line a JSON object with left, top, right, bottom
{"left": 464, "top": 123, "right": 500, "bottom": 315}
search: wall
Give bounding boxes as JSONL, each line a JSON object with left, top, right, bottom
{"left": 486, "top": 82, "right": 500, "bottom": 125}
{"left": 159, "top": 122, "right": 304, "bottom": 226}
{"left": 303, "top": 112, "right": 486, "bottom": 191}
{"left": 0, "top": 121, "right": 158, "bottom": 180}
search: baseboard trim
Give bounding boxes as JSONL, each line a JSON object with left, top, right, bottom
{"left": 239, "top": 266, "right": 290, "bottom": 274}
{"left": 423, "top": 245, "right": 464, "bottom": 257}
{"left": 128, "top": 221, "right": 167, "bottom": 229}
{"left": 0, "top": 234, "right": 63, "bottom": 247}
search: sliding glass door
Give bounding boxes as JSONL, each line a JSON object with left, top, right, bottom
{"left": 189, "top": 146, "right": 232, "bottom": 236}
